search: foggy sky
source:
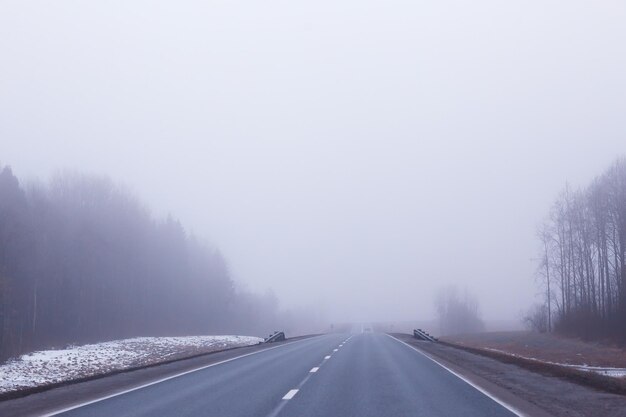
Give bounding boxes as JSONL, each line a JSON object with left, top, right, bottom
{"left": 2, "top": 1, "right": 626, "bottom": 324}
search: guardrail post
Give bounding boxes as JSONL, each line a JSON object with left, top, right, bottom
{"left": 413, "top": 329, "right": 437, "bottom": 342}
{"left": 264, "top": 331, "right": 286, "bottom": 343}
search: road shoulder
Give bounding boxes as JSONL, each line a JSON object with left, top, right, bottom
{"left": 392, "top": 333, "right": 626, "bottom": 417}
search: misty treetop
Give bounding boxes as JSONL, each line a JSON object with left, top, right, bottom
{"left": 0, "top": 165, "right": 284, "bottom": 360}
{"left": 435, "top": 286, "right": 484, "bottom": 336}
{"left": 537, "top": 158, "right": 626, "bottom": 341}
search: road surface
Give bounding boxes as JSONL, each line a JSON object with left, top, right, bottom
{"left": 47, "top": 333, "right": 517, "bottom": 417}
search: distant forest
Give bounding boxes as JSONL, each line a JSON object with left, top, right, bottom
{"left": 536, "top": 158, "right": 626, "bottom": 342}
{"left": 0, "top": 165, "right": 311, "bottom": 360}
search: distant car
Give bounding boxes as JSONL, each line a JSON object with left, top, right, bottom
{"left": 363, "top": 327, "right": 372, "bottom": 332}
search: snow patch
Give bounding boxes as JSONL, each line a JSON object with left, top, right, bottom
{"left": 0, "top": 335, "right": 263, "bottom": 394}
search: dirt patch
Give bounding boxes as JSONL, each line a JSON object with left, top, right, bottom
{"left": 439, "top": 339, "right": 626, "bottom": 396}
{"left": 442, "top": 331, "right": 626, "bottom": 368}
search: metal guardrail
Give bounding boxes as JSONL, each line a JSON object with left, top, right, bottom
{"left": 264, "top": 331, "right": 286, "bottom": 343}
{"left": 413, "top": 328, "right": 437, "bottom": 342}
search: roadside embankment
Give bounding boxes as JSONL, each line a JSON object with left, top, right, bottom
{"left": 0, "top": 335, "right": 263, "bottom": 400}
{"left": 394, "top": 333, "right": 626, "bottom": 417}
{"left": 443, "top": 331, "right": 626, "bottom": 370}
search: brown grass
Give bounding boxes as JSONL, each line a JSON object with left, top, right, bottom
{"left": 438, "top": 336, "right": 626, "bottom": 396}
{"left": 442, "top": 331, "right": 626, "bottom": 368}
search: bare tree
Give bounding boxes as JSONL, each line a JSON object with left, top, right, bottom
{"left": 537, "top": 223, "right": 554, "bottom": 332}
{"left": 535, "top": 157, "right": 626, "bottom": 342}
{"left": 524, "top": 303, "right": 549, "bottom": 333}
{"left": 435, "top": 285, "right": 484, "bottom": 335}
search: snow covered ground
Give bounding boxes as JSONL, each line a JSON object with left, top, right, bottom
{"left": 0, "top": 335, "right": 263, "bottom": 394}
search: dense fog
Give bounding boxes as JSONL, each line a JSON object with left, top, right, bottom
{"left": 2, "top": 1, "right": 626, "bottom": 344}
{"left": 0, "top": 167, "right": 323, "bottom": 359}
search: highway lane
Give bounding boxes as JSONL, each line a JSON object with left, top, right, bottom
{"left": 52, "top": 332, "right": 517, "bottom": 417}
{"left": 278, "top": 333, "right": 516, "bottom": 417}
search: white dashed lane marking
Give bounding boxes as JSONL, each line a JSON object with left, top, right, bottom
{"left": 282, "top": 389, "right": 299, "bottom": 400}
{"left": 264, "top": 336, "right": 350, "bottom": 417}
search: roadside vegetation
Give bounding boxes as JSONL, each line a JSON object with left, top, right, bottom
{"left": 532, "top": 157, "right": 626, "bottom": 343}
{"left": 435, "top": 286, "right": 484, "bottom": 336}
{"left": 0, "top": 165, "right": 314, "bottom": 361}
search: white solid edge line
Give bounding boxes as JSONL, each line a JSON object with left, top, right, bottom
{"left": 282, "top": 389, "right": 299, "bottom": 400}
{"left": 386, "top": 334, "right": 526, "bottom": 417}
{"left": 310, "top": 367, "right": 319, "bottom": 373}
{"left": 42, "top": 337, "right": 318, "bottom": 417}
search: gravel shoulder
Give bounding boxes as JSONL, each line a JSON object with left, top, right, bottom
{"left": 393, "top": 333, "right": 626, "bottom": 417}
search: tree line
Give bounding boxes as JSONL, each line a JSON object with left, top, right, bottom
{"left": 536, "top": 158, "right": 626, "bottom": 341}
{"left": 0, "top": 165, "right": 315, "bottom": 360}
{"left": 435, "top": 285, "right": 484, "bottom": 335}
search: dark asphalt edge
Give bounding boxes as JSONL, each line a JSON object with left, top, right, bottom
{"left": 434, "top": 338, "right": 626, "bottom": 397}
{"left": 0, "top": 335, "right": 318, "bottom": 402}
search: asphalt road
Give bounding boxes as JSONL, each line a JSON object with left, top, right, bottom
{"left": 49, "top": 333, "right": 517, "bottom": 417}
